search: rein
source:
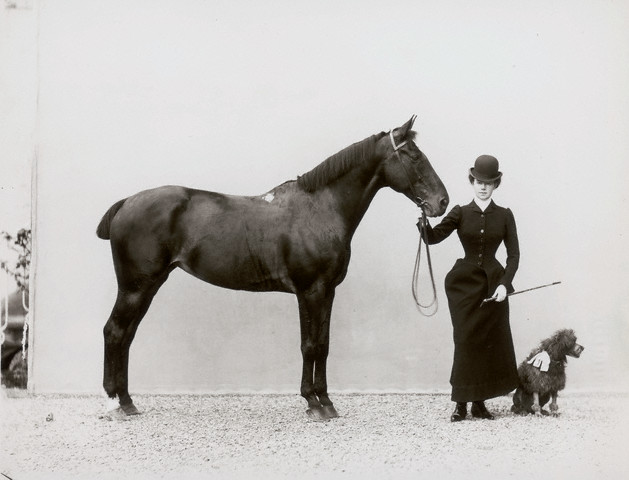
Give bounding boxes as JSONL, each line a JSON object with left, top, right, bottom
{"left": 412, "top": 212, "right": 438, "bottom": 316}
{"left": 389, "top": 130, "right": 439, "bottom": 316}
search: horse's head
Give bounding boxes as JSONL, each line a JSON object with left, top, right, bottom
{"left": 377, "top": 116, "right": 449, "bottom": 217}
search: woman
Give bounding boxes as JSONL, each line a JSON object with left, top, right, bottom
{"left": 418, "top": 155, "right": 520, "bottom": 421}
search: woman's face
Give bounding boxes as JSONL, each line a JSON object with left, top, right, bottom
{"left": 472, "top": 178, "right": 496, "bottom": 201}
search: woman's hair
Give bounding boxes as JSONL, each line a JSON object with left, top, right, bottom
{"left": 468, "top": 174, "right": 501, "bottom": 189}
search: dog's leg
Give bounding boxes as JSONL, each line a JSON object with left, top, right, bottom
{"left": 549, "top": 392, "right": 559, "bottom": 416}
{"left": 511, "top": 388, "right": 523, "bottom": 414}
{"left": 531, "top": 392, "right": 541, "bottom": 415}
{"left": 539, "top": 393, "right": 551, "bottom": 416}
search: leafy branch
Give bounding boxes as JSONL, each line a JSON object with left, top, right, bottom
{"left": 1, "top": 228, "right": 31, "bottom": 291}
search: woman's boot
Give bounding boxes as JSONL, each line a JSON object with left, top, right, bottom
{"left": 471, "top": 400, "right": 495, "bottom": 420}
{"left": 451, "top": 402, "right": 467, "bottom": 422}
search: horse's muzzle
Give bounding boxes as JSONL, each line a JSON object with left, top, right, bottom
{"left": 418, "top": 195, "right": 449, "bottom": 217}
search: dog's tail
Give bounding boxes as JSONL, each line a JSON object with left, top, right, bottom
{"left": 96, "top": 198, "right": 127, "bottom": 240}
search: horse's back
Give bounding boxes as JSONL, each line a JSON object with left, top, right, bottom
{"left": 100, "top": 183, "right": 351, "bottom": 293}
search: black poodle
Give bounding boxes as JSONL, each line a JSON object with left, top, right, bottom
{"left": 511, "top": 328, "right": 584, "bottom": 416}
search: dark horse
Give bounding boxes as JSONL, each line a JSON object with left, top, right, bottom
{"left": 97, "top": 116, "right": 448, "bottom": 419}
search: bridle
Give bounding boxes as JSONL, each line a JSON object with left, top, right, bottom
{"left": 389, "top": 130, "right": 426, "bottom": 206}
{"left": 389, "top": 130, "right": 438, "bottom": 317}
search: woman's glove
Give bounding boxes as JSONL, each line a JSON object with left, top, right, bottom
{"left": 491, "top": 284, "right": 508, "bottom": 302}
{"left": 416, "top": 209, "right": 425, "bottom": 232}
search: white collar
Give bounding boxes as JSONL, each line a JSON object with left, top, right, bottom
{"left": 527, "top": 351, "right": 551, "bottom": 372}
{"left": 473, "top": 197, "right": 492, "bottom": 211}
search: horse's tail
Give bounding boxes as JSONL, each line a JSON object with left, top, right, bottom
{"left": 96, "top": 198, "right": 127, "bottom": 240}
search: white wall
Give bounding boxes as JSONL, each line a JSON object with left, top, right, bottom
{"left": 13, "top": 0, "right": 629, "bottom": 394}
{"left": 0, "top": 1, "right": 36, "bottom": 238}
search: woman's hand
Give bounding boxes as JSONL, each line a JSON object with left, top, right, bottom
{"left": 491, "top": 284, "right": 508, "bottom": 302}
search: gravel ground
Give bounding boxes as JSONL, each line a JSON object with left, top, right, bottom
{"left": 1, "top": 390, "right": 628, "bottom": 479}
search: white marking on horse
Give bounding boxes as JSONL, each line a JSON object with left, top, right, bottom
{"left": 263, "top": 193, "right": 275, "bottom": 203}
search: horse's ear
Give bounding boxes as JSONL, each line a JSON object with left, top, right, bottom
{"left": 393, "top": 115, "right": 417, "bottom": 140}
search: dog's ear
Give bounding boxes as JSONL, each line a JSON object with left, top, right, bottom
{"left": 545, "top": 329, "right": 577, "bottom": 360}
{"left": 560, "top": 329, "right": 577, "bottom": 350}
{"left": 545, "top": 340, "right": 560, "bottom": 360}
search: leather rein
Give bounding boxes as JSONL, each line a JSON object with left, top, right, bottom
{"left": 389, "top": 130, "right": 439, "bottom": 316}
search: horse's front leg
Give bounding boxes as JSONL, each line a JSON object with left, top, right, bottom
{"left": 313, "top": 289, "right": 338, "bottom": 419}
{"left": 297, "top": 286, "right": 338, "bottom": 421}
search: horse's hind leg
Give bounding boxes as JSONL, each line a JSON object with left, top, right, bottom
{"left": 103, "top": 276, "right": 167, "bottom": 414}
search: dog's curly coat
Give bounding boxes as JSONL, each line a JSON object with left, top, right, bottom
{"left": 511, "top": 328, "right": 584, "bottom": 416}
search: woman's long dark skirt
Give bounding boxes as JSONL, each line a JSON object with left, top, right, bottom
{"left": 445, "top": 261, "right": 519, "bottom": 402}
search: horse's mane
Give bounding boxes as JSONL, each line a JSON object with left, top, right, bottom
{"left": 297, "top": 133, "right": 384, "bottom": 193}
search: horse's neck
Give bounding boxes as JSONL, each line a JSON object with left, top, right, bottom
{"left": 322, "top": 161, "right": 384, "bottom": 236}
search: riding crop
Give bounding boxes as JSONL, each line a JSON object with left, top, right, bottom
{"left": 480, "top": 281, "right": 562, "bottom": 307}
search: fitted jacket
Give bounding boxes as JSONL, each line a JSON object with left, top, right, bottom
{"left": 419, "top": 200, "right": 520, "bottom": 293}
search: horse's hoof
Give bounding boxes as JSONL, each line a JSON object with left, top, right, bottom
{"left": 120, "top": 402, "right": 141, "bottom": 415}
{"left": 99, "top": 407, "right": 132, "bottom": 421}
{"left": 306, "top": 407, "right": 329, "bottom": 421}
{"left": 306, "top": 405, "right": 339, "bottom": 420}
{"left": 321, "top": 405, "right": 339, "bottom": 418}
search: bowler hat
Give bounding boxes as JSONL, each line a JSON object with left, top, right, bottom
{"left": 469, "top": 155, "right": 502, "bottom": 182}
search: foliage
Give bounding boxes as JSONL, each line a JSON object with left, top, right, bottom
{"left": 1, "top": 228, "right": 31, "bottom": 291}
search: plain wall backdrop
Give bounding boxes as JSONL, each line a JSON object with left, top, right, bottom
{"left": 3, "top": 0, "right": 627, "bottom": 394}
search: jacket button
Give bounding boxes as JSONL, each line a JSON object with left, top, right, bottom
{"left": 480, "top": 229, "right": 484, "bottom": 233}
